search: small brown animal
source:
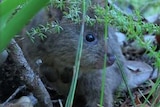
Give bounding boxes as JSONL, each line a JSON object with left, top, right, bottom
{"left": 21, "top": 10, "right": 125, "bottom": 106}
{"left": 21, "top": 6, "right": 155, "bottom": 107}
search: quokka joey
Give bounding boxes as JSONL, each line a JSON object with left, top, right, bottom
{"left": 20, "top": 6, "right": 153, "bottom": 107}
{"left": 21, "top": 17, "right": 124, "bottom": 107}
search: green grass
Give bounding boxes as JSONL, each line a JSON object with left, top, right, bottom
{"left": 99, "top": 0, "right": 109, "bottom": 106}
{"left": 65, "top": 0, "right": 86, "bottom": 106}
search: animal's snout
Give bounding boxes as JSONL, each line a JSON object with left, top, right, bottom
{"left": 106, "top": 53, "right": 116, "bottom": 66}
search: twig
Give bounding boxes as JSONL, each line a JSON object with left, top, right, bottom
{"left": 2, "top": 85, "right": 26, "bottom": 106}
{"left": 8, "top": 39, "right": 53, "bottom": 107}
{"left": 58, "top": 99, "right": 63, "bottom": 107}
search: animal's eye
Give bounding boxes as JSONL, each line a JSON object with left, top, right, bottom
{"left": 85, "top": 33, "right": 95, "bottom": 42}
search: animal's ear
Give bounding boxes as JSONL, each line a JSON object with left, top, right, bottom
{"left": 82, "top": 0, "right": 105, "bottom": 20}
{"left": 26, "top": 5, "right": 63, "bottom": 29}
{"left": 91, "top": 0, "right": 105, "bottom": 7}
{"left": 47, "top": 5, "right": 63, "bottom": 22}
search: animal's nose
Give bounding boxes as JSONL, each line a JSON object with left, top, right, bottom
{"left": 106, "top": 53, "right": 116, "bottom": 66}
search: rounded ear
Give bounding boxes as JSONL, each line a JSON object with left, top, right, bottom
{"left": 26, "top": 5, "right": 63, "bottom": 29}
{"left": 91, "top": 0, "right": 105, "bottom": 7}
{"left": 47, "top": 5, "right": 63, "bottom": 22}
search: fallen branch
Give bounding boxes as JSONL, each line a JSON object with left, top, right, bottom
{"left": 8, "top": 39, "right": 53, "bottom": 107}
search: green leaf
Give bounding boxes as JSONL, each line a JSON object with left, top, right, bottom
{"left": 0, "top": 0, "right": 50, "bottom": 52}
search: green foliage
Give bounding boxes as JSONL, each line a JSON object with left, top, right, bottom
{"left": 0, "top": 0, "right": 50, "bottom": 52}
{"left": 27, "top": 22, "right": 63, "bottom": 43}
{"left": 51, "top": 0, "right": 65, "bottom": 10}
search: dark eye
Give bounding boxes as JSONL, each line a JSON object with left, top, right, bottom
{"left": 85, "top": 33, "right": 95, "bottom": 42}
